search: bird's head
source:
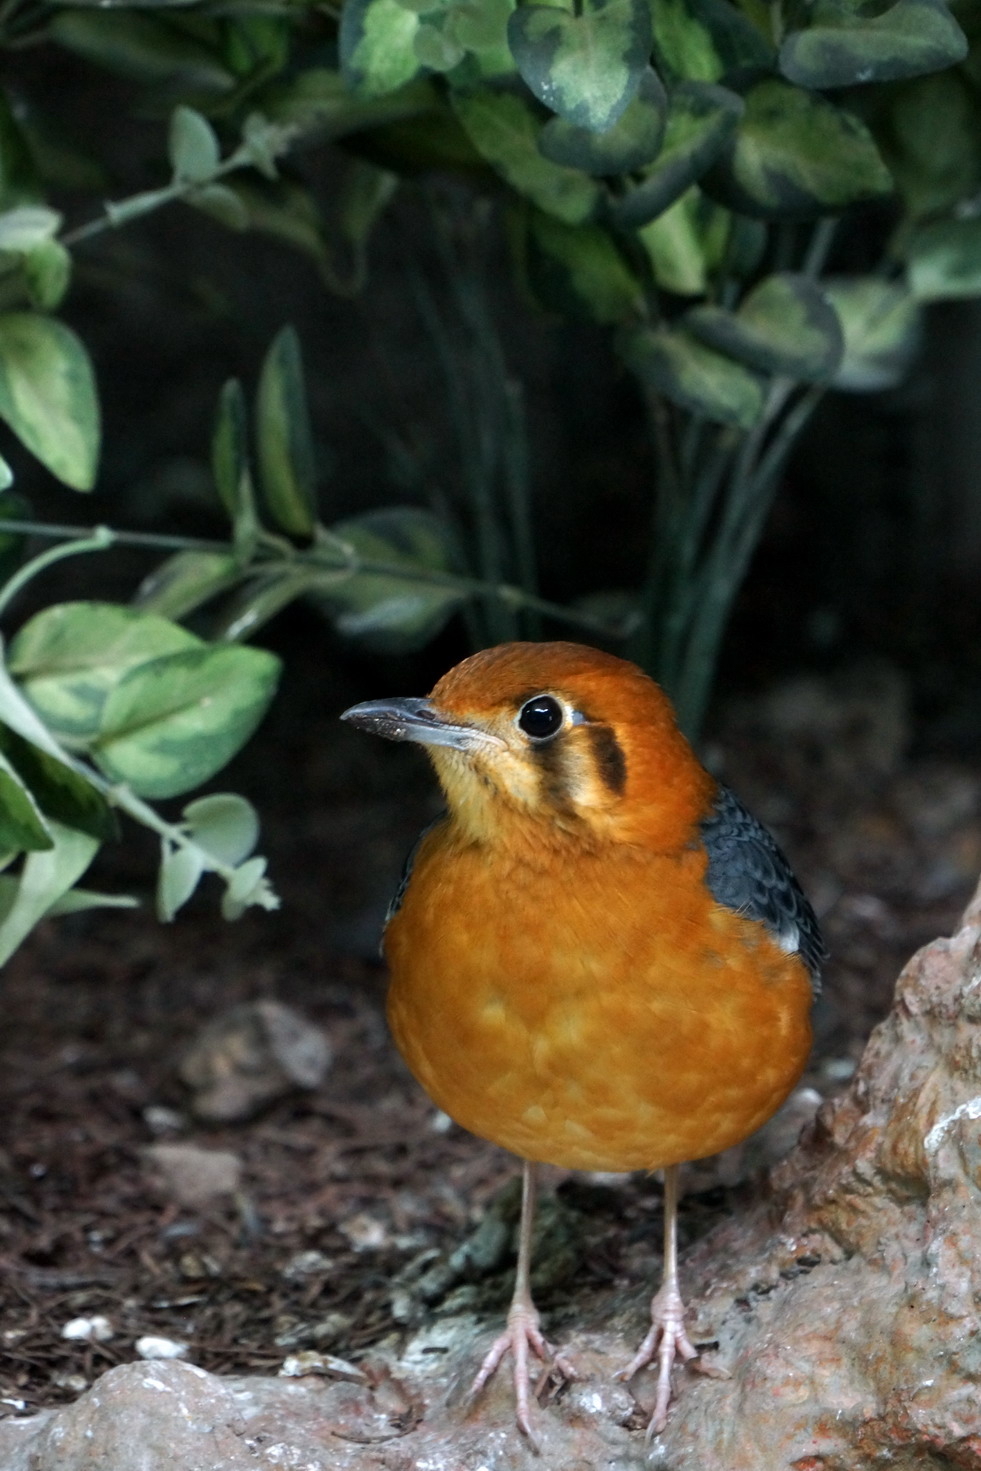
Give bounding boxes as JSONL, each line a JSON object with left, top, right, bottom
{"left": 341, "top": 642, "right": 715, "bottom": 852}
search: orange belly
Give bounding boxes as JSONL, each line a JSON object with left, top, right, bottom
{"left": 384, "top": 830, "right": 814, "bottom": 1172}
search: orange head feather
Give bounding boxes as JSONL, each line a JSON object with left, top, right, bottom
{"left": 346, "top": 642, "right": 716, "bottom": 853}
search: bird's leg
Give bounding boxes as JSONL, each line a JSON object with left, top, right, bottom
{"left": 468, "top": 1160, "right": 576, "bottom": 1445}
{"left": 617, "top": 1164, "right": 699, "bottom": 1438}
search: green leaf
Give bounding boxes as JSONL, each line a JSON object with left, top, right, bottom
{"left": 93, "top": 643, "right": 281, "bottom": 800}
{"left": 0, "top": 314, "right": 100, "bottom": 491}
{"left": 223, "top": 19, "right": 290, "bottom": 84}
{"left": 414, "top": 17, "right": 466, "bottom": 69}
{"left": 507, "top": 0, "right": 652, "bottom": 132}
{"left": 0, "top": 746, "right": 53, "bottom": 851}
{"left": 620, "top": 323, "right": 766, "bottom": 427}
{"left": 906, "top": 218, "right": 981, "bottom": 301}
{"left": 707, "top": 78, "right": 894, "bottom": 218}
{"left": 259, "top": 66, "right": 439, "bottom": 143}
{"left": 217, "top": 567, "right": 323, "bottom": 642}
{"left": 0, "top": 821, "right": 99, "bottom": 968}
{"left": 0, "top": 208, "right": 68, "bottom": 309}
{"left": 0, "top": 206, "right": 62, "bottom": 252}
{"left": 340, "top": 0, "right": 425, "bottom": 98}
{"left": 133, "top": 550, "right": 241, "bottom": 622}
{"left": 451, "top": 0, "right": 516, "bottom": 75}
{"left": 651, "top": 0, "right": 775, "bottom": 83}
{"left": 879, "top": 72, "right": 981, "bottom": 221}
{"left": 537, "top": 68, "right": 666, "bottom": 175}
{"left": 10, "top": 602, "right": 201, "bottom": 739}
{"left": 316, "top": 507, "right": 465, "bottom": 653}
{"left": 211, "top": 378, "right": 259, "bottom": 545}
{"left": 189, "top": 183, "right": 250, "bottom": 231}
{"left": 225, "top": 177, "right": 331, "bottom": 277}
{"left": 256, "top": 325, "right": 318, "bottom": 539}
{"left": 686, "top": 272, "right": 844, "bottom": 379}
{"left": 0, "top": 724, "right": 115, "bottom": 843}
{"left": 157, "top": 843, "right": 204, "bottom": 922}
{"left": 326, "top": 159, "right": 399, "bottom": 295}
{"left": 22, "top": 242, "right": 72, "bottom": 311}
{"left": 609, "top": 81, "right": 743, "bottom": 229}
{"left": 0, "top": 94, "right": 42, "bottom": 211}
{"left": 49, "top": 11, "right": 235, "bottom": 93}
{"left": 780, "top": 0, "right": 967, "bottom": 89}
{"left": 522, "top": 209, "right": 643, "bottom": 322}
{"left": 637, "top": 186, "right": 732, "bottom": 295}
{"left": 169, "top": 105, "right": 221, "bottom": 184}
{"left": 451, "top": 87, "right": 600, "bottom": 224}
{"left": 0, "top": 650, "right": 78, "bottom": 763}
{"left": 221, "top": 854, "right": 278, "bottom": 920}
{"left": 239, "top": 113, "right": 291, "bottom": 182}
{"left": 183, "top": 792, "right": 259, "bottom": 866}
{"left": 47, "top": 886, "right": 138, "bottom": 917}
{"left": 822, "top": 277, "right": 921, "bottom": 391}
{"left": 0, "top": 454, "right": 11, "bottom": 491}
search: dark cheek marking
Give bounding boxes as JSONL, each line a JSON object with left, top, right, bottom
{"left": 530, "top": 737, "right": 576, "bottom": 813}
{"left": 587, "top": 725, "right": 627, "bottom": 796}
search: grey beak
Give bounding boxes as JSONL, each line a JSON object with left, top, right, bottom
{"left": 340, "top": 696, "right": 502, "bottom": 752}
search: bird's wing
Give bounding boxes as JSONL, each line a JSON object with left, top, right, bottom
{"left": 384, "top": 814, "right": 448, "bottom": 932}
{"left": 699, "top": 784, "right": 827, "bottom": 992}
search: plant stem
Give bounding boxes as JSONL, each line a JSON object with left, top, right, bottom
{"left": 96, "top": 777, "right": 241, "bottom": 884}
{"left": 0, "top": 527, "right": 115, "bottom": 619}
{"left": 0, "top": 519, "right": 230, "bottom": 554}
{"left": 62, "top": 131, "right": 295, "bottom": 250}
{"left": 501, "top": 378, "right": 540, "bottom": 638}
{"left": 0, "top": 516, "right": 627, "bottom": 640}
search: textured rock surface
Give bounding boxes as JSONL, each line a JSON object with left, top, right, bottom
{"left": 141, "top": 1142, "right": 242, "bottom": 1207}
{"left": 4, "top": 878, "right": 981, "bottom": 1469}
{"left": 179, "top": 999, "right": 332, "bottom": 1122}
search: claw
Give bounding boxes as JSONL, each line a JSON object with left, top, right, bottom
{"left": 616, "top": 1278, "right": 699, "bottom": 1439}
{"left": 469, "top": 1298, "right": 576, "bottom": 1448}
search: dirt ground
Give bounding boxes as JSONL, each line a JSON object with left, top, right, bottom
{"left": 2, "top": 638, "right": 979, "bottom": 1419}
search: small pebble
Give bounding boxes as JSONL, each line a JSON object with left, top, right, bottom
{"left": 51, "top": 1372, "right": 88, "bottom": 1393}
{"left": 143, "top": 1104, "right": 187, "bottom": 1135}
{"left": 135, "top": 1335, "right": 189, "bottom": 1360}
{"left": 61, "top": 1315, "right": 114, "bottom": 1343}
{"left": 281, "top": 1249, "right": 332, "bottom": 1280}
{"left": 338, "top": 1212, "right": 389, "bottom": 1251}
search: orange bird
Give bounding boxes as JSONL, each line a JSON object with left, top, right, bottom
{"left": 342, "top": 641, "right": 824, "bottom": 1442}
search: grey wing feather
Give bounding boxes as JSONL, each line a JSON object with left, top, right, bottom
{"left": 700, "top": 785, "right": 827, "bottom": 993}
{"left": 384, "top": 814, "right": 447, "bottom": 932}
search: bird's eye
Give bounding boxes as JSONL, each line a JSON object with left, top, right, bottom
{"left": 517, "top": 695, "right": 564, "bottom": 741}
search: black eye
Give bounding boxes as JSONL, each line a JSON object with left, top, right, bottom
{"left": 517, "top": 695, "right": 564, "bottom": 741}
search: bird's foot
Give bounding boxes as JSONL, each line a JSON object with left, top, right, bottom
{"left": 468, "top": 1298, "right": 576, "bottom": 1449}
{"left": 616, "top": 1280, "right": 699, "bottom": 1440}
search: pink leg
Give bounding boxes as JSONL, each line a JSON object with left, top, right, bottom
{"left": 468, "top": 1160, "right": 576, "bottom": 1447}
{"left": 617, "top": 1164, "right": 699, "bottom": 1438}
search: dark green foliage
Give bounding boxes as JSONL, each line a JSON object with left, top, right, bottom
{"left": 0, "top": 0, "right": 976, "bottom": 960}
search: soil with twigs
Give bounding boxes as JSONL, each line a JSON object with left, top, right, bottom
{"left": 1, "top": 642, "right": 978, "bottom": 1418}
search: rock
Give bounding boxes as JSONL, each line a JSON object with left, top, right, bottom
{"left": 179, "top": 1000, "right": 331, "bottom": 1123}
{"left": 142, "top": 1142, "right": 241, "bottom": 1208}
{"left": 6, "top": 878, "right": 981, "bottom": 1468}
{"left": 659, "top": 868, "right": 981, "bottom": 1468}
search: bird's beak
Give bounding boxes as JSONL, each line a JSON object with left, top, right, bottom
{"left": 340, "top": 697, "right": 504, "bottom": 752}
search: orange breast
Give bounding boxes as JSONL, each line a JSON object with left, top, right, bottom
{"left": 384, "top": 825, "right": 814, "bottom": 1172}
